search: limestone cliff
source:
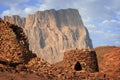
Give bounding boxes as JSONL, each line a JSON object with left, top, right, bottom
{"left": 4, "top": 9, "right": 93, "bottom": 64}
{"left": 4, "top": 15, "right": 25, "bottom": 28}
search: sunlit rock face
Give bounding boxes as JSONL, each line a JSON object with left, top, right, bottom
{"left": 4, "top": 9, "right": 93, "bottom": 64}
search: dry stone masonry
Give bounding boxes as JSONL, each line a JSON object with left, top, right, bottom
{"left": 0, "top": 19, "right": 36, "bottom": 65}
{"left": 63, "top": 49, "right": 99, "bottom": 72}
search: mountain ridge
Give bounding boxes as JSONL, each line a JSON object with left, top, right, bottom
{"left": 4, "top": 9, "right": 93, "bottom": 64}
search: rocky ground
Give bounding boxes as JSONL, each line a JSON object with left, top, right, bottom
{"left": 0, "top": 19, "right": 120, "bottom": 80}
{"left": 94, "top": 46, "right": 120, "bottom": 77}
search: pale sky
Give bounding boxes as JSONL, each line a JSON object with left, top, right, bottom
{"left": 0, "top": 0, "right": 120, "bottom": 47}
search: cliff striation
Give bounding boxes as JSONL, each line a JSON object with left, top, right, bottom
{"left": 4, "top": 9, "right": 93, "bottom": 64}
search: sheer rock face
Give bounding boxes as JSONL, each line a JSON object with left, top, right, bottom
{"left": 4, "top": 9, "right": 93, "bottom": 64}
{"left": 4, "top": 15, "right": 25, "bottom": 28}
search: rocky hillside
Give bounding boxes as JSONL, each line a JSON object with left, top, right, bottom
{"left": 94, "top": 46, "right": 120, "bottom": 77}
{"left": 93, "top": 46, "right": 116, "bottom": 70}
{"left": 4, "top": 9, "right": 93, "bottom": 64}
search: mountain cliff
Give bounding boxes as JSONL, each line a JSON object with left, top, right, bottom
{"left": 4, "top": 9, "right": 93, "bottom": 64}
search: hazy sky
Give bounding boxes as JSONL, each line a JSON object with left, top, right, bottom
{"left": 0, "top": 0, "right": 120, "bottom": 47}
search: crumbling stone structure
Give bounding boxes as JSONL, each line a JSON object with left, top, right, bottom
{"left": 63, "top": 49, "right": 99, "bottom": 72}
{"left": 0, "top": 19, "right": 36, "bottom": 66}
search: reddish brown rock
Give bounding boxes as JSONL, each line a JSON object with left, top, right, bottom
{"left": 26, "top": 57, "right": 52, "bottom": 73}
{"left": 49, "top": 49, "right": 100, "bottom": 79}
{"left": 63, "top": 49, "right": 99, "bottom": 72}
{"left": 102, "top": 47, "right": 120, "bottom": 76}
{"left": 94, "top": 46, "right": 120, "bottom": 78}
{"left": 93, "top": 46, "right": 116, "bottom": 71}
{"left": 0, "top": 19, "right": 36, "bottom": 65}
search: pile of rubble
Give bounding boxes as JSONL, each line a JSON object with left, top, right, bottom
{"left": 26, "top": 57, "right": 52, "bottom": 73}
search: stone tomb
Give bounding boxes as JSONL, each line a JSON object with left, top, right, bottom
{"left": 63, "top": 49, "right": 99, "bottom": 72}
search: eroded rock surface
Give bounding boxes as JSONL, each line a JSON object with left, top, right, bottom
{"left": 4, "top": 9, "right": 93, "bottom": 64}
